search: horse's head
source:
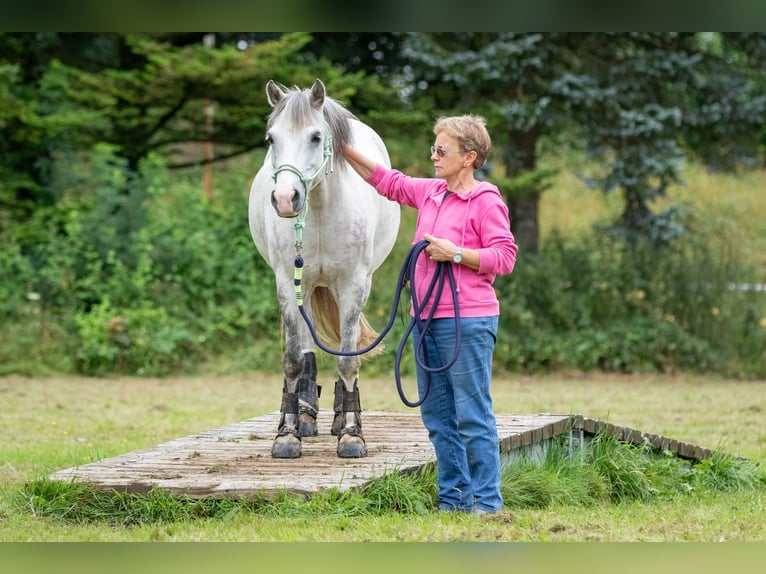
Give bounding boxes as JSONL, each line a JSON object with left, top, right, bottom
{"left": 265, "top": 79, "right": 334, "bottom": 218}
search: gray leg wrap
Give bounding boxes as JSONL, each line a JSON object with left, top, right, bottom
{"left": 331, "top": 378, "right": 362, "bottom": 437}
{"left": 297, "top": 352, "right": 320, "bottom": 437}
{"left": 331, "top": 379, "right": 344, "bottom": 436}
{"left": 272, "top": 387, "right": 301, "bottom": 458}
{"left": 276, "top": 387, "right": 299, "bottom": 437}
{"left": 334, "top": 378, "right": 366, "bottom": 458}
{"left": 280, "top": 388, "right": 299, "bottom": 413}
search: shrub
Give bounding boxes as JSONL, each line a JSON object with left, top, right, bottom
{"left": 2, "top": 146, "right": 763, "bottom": 377}
{"left": 494, "top": 227, "right": 765, "bottom": 375}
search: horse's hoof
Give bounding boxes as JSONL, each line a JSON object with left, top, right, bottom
{"left": 271, "top": 434, "right": 301, "bottom": 458}
{"left": 299, "top": 414, "right": 318, "bottom": 437}
{"left": 337, "top": 433, "right": 367, "bottom": 458}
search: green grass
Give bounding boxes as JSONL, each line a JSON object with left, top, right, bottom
{"left": 7, "top": 431, "right": 764, "bottom": 541}
{"left": 2, "top": 373, "right": 765, "bottom": 541}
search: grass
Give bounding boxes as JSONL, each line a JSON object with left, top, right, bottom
{"left": 1, "top": 372, "right": 765, "bottom": 541}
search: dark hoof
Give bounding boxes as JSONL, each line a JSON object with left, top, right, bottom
{"left": 299, "top": 414, "right": 318, "bottom": 437}
{"left": 271, "top": 433, "right": 301, "bottom": 458}
{"left": 337, "top": 433, "right": 367, "bottom": 458}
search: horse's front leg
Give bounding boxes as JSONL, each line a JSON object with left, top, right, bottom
{"left": 271, "top": 282, "right": 319, "bottom": 458}
{"left": 332, "top": 283, "right": 368, "bottom": 458}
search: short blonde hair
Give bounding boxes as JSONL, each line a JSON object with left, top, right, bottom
{"left": 434, "top": 115, "right": 491, "bottom": 169}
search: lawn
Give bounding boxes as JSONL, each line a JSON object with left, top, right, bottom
{"left": 1, "top": 372, "right": 764, "bottom": 542}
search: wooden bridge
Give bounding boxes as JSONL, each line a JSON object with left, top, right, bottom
{"left": 48, "top": 410, "right": 714, "bottom": 499}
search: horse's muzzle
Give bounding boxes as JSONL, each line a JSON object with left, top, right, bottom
{"left": 271, "top": 187, "right": 303, "bottom": 218}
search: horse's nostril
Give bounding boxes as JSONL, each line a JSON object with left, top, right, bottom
{"left": 271, "top": 188, "right": 300, "bottom": 217}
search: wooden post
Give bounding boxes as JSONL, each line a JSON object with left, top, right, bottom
{"left": 203, "top": 33, "right": 215, "bottom": 198}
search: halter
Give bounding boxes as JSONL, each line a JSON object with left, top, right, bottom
{"left": 270, "top": 135, "right": 334, "bottom": 256}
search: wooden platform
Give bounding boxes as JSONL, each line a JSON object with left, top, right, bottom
{"left": 48, "top": 410, "right": 714, "bottom": 499}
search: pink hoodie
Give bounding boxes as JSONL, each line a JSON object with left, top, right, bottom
{"left": 367, "top": 164, "right": 518, "bottom": 319}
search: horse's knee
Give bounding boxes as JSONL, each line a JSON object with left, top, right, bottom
{"left": 282, "top": 350, "right": 304, "bottom": 383}
{"left": 337, "top": 356, "right": 360, "bottom": 382}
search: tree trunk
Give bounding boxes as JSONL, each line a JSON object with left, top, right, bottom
{"left": 510, "top": 193, "right": 540, "bottom": 254}
{"left": 504, "top": 126, "right": 541, "bottom": 254}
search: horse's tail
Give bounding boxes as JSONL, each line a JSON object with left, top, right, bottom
{"left": 311, "top": 286, "right": 384, "bottom": 358}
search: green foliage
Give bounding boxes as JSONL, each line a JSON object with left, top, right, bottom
{"left": 18, "top": 479, "right": 257, "bottom": 526}
{"left": 18, "top": 466, "right": 439, "bottom": 526}
{"left": 494, "top": 226, "right": 765, "bottom": 376}
{"left": 72, "top": 299, "right": 192, "bottom": 376}
{"left": 2, "top": 32, "right": 765, "bottom": 378}
{"left": 37, "top": 33, "right": 317, "bottom": 168}
{"left": 2, "top": 145, "right": 764, "bottom": 377}
{"left": 1, "top": 146, "right": 280, "bottom": 376}
{"left": 492, "top": 168, "right": 559, "bottom": 202}
{"left": 359, "top": 465, "right": 438, "bottom": 515}
{"left": 502, "top": 431, "right": 766, "bottom": 509}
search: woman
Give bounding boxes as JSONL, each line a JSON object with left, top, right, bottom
{"left": 343, "top": 114, "right": 518, "bottom": 514}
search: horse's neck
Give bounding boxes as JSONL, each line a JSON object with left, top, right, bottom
{"left": 305, "top": 177, "right": 334, "bottom": 215}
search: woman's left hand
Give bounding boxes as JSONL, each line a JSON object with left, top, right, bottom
{"left": 423, "top": 233, "right": 457, "bottom": 262}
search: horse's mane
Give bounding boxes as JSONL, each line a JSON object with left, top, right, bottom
{"left": 267, "top": 85, "right": 356, "bottom": 164}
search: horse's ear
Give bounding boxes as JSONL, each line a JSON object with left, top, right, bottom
{"left": 266, "top": 80, "right": 285, "bottom": 108}
{"left": 309, "top": 79, "right": 326, "bottom": 109}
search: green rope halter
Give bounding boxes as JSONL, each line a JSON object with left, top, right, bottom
{"left": 270, "top": 135, "right": 334, "bottom": 255}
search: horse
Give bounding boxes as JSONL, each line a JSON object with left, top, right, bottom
{"left": 248, "top": 79, "right": 401, "bottom": 458}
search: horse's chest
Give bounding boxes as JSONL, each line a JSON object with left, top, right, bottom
{"left": 304, "top": 220, "right": 366, "bottom": 259}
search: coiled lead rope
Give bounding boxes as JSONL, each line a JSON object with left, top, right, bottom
{"left": 293, "top": 239, "right": 461, "bottom": 407}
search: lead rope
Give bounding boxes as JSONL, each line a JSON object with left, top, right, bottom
{"left": 293, "top": 240, "right": 461, "bottom": 408}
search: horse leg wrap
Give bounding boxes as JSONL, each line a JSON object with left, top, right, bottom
{"left": 272, "top": 387, "right": 302, "bottom": 459}
{"left": 277, "top": 387, "right": 299, "bottom": 435}
{"left": 331, "top": 379, "right": 344, "bottom": 436}
{"left": 334, "top": 380, "right": 366, "bottom": 458}
{"left": 298, "top": 352, "right": 319, "bottom": 437}
{"left": 331, "top": 378, "right": 362, "bottom": 436}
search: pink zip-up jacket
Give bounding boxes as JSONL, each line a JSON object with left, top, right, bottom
{"left": 367, "top": 164, "right": 518, "bottom": 319}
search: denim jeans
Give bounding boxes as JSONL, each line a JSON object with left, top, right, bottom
{"left": 412, "top": 315, "right": 503, "bottom": 513}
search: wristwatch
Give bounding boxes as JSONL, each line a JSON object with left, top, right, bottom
{"left": 452, "top": 246, "right": 463, "bottom": 264}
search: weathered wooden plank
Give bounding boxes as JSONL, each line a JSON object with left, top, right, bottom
{"left": 47, "top": 410, "right": 714, "bottom": 499}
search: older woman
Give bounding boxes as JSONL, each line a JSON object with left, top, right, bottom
{"left": 343, "top": 115, "right": 518, "bottom": 514}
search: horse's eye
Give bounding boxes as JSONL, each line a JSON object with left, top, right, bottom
{"left": 265, "top": 133, "right": 273, "bottom": 145}
{"left": 311, "top": 132, "right": 322, "bottom": 144}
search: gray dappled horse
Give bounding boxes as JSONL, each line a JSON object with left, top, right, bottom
{"left": 248, "top": 79, "right": 400, "bottom": 458}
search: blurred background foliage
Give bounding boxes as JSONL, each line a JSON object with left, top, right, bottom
{"left": 1, "top": 32, "right": 764, "bottom": 377}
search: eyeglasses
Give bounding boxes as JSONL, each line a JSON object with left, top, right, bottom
{"left": 430, "top": 145, "right": 463, "bottom": 158}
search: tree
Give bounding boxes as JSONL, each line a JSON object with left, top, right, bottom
{"left": 682, "top": 33, "right": 766, "bottom": 171}
{"left": 37, "top": 33, "right": 320, "bottom": 171}
{"left": 554, "top": 32, "right": 766, "bottom": 241}
{"left": 397, "top": 32, "right": 766, "bottom": 250}
{"left": 399, "top": 32, "right": 574, "bottom": 253}
{"left": 0, "top": 32, "right": 413, "bottom": 222}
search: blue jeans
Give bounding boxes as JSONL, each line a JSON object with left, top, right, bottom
{"left": 412, "top": 315, "right": 503, "bottom": 513}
